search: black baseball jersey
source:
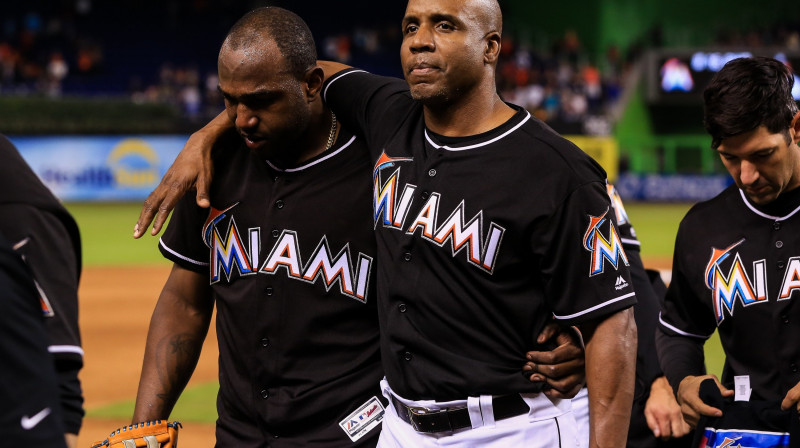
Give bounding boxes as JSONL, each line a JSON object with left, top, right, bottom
{"left": 658, "top": 184, "right": 800, "bottom": 402}
{"left": 160, "top": 129, "right": 384, "bottom": 447}
{"left": 0, "top": 231, "right": 67, "bottom": 447}
{"left": 323, "top": 69, "right": 637, "bottom": 401}
{"left": 0, "top": 135, "right": 84, "bottom": 434}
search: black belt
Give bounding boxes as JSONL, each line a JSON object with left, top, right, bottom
{"left": 390, "top": 394, "right": 530, "bottom": 434}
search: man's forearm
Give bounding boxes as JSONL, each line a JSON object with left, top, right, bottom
{"left": 132, "top": 269, "right": 213, "bottom": 422}
{"left": 583, "top": 307, "right": 637, "bottom": 448}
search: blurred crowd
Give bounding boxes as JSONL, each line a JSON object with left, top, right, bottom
{"left": 0, "top": 2, "right": 103, "bottom": 97}
{"left": 1, "top": 2, "right": 799, "bottom": 133}
{"left": 496, "top": 31, "right": 630, "bottom": 135}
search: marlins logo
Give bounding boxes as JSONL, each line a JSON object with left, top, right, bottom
{"left": 583, "top": 208, "right": 629, "bottom": 276}
{"left": 704, "top": 239, "right": 768, "bottom": 324}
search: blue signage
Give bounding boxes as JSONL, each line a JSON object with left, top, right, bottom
{"left": 9, "top": 135, "right": 188, "bottom": 201}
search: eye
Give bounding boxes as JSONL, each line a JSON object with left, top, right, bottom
{"left": 404, "top": 24, "right": 418, "bottom": 35}
{"left": 755, "top": 149, "right": 774, "bottom": 159}
{"left": 437, "top": 22, "right": 455, "bottom": 31}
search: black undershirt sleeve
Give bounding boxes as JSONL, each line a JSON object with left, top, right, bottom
{"left": 656, "top": 326, "right": 707, "bottom": 394}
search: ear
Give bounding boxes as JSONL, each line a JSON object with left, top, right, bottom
{"left": 483, "top": 31, "right": 502, "bottom": 65}
{"left": 791, "top": 111, "right": 800, "bottom": 144}
{"left": 304, "top": 65, "right": 325, "bottom": 102}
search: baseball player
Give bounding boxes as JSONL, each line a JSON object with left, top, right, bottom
{"left": 656, "top": 56, "right": 800, "bottom": 438}
{"left": 131, "top": 8, "right": 386, "bottom": 447}
{"left": 0, "top": 230, "right": 67, "bottom": 448}
{"left": 0, "top": 134, "right": 84, "bottom": 448}
{"left": 135, "top": 0, "right": 638, "bottom": 446}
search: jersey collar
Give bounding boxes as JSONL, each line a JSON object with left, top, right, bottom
{"left": 265, "top": 133, "right": 357, "bottom": 173}
{"left": 739, "top": 186, "right": 800, "bottom": 221}
{"left": 424, "top": 106, "right": 530, "bottom": 152}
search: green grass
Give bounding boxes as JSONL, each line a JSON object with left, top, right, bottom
{"left": 65, "top": 202, "right": 170, "bottom": 266}
{"left": 87, "top": 382, "right": 219, "bottom": 423}
{"left": 624, "top": 202, "right": 694, "bottom": 259}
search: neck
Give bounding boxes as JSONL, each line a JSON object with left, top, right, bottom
{"left": 422, "top": 83, "right": 515, "bottom": 137}
{"left": 273, "top": 106, "right": 337, "bottom": 168}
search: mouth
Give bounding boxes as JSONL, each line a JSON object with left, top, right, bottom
{"left": 407, "top": 61, "right": 439, "bottom": 77}
{"left": 241, "top": 133, "right": 266, "bottom": 149}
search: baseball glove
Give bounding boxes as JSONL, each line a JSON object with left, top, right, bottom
{"left": 90, "top": 420, "right": 181, "bottom": 448}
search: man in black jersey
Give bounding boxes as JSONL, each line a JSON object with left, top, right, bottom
{"left": 0, "top": 231, "right": 67, "bottom": 447}
{"left": 132, "top": 8, "right": 386, "bottom": 446}
{"left": 134, "top": 0, "right": 636, "bottom": 446}
{"left": 0, "top": 134, "right": 84, "bottom": 448}
{"left": 657, "top": 57, "right": 800, "bottom": 437}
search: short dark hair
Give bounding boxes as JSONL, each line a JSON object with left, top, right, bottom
{"left": 703, "top": 56, "right": 799, "bottom": 149}
{"left": 223, "top": 7, "right": 316, "bottom": 79}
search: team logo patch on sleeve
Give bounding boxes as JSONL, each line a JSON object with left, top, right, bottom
{"left": 583, "top": 208, "right": 629, "bottom": 276}
{"left": 338, "top": 396, "right": 384, "bottom": 442}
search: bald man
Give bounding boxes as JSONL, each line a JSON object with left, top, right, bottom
{"left": 135, "top": 0, "right": 637, "bottom": 446}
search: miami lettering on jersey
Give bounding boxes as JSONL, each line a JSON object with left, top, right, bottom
{"left": 201, "top": 204, "right": 373, "bottom": 303}
{"left": 583, "top": 207, "right": 629, "bottom": 276}
{"left": 372, "top": 151, "right": 505, "bottom": 274}
{"left": 704, "top": 238, "right": 800, "bottom": 324}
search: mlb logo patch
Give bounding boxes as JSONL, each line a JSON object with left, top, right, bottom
{"left": 339, "top": 396, "right": 384, "bottom": 442}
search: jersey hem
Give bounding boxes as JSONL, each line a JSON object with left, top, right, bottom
{"left": 553, "top": 291, "right": 636, "bottom": 321}
{"left": 657, "top": 313, "right": 710, "bottom": 339}
{"left": 159, "top": 237, "right": 208, "bottom": 267}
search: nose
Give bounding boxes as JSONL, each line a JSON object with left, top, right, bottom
{"left": 408, "top": 25, "right": 434, "bottom": 53}
{"left": 739, "top": 159, "right": 760, "bottom": 186}
{"left": 234, "top": 104, "right": 258, "bottom": 130}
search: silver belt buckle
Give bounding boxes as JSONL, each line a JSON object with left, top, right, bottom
{"left": 407, "top": 406, "right": 439, "bottom": 432}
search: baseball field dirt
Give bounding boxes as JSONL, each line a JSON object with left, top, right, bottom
{"left": 76, "top": 265, "right": 217, "bottom": 448}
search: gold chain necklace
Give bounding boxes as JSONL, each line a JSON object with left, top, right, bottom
{"left": 325, "top": 113, "right": 337, "bottom": 150}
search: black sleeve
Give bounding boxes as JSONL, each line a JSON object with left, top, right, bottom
{"left": 656, "top": 326, "right": 707, "bottom": 394}
{"left": 0, "top": 232, "right": 67, "bottom": 447}
{"left": 656, "top": 218, "right": 715, "bottom": 392}
{"left": 159, "top": 192, "right": 211, "bottom": 274}
{"left": 322, "top": 69, "right": 416, "bottom": 158}
{"left": 541, "top": 181, "right": 637, "bottom": 324}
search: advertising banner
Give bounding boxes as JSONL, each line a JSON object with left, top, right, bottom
{"left": 10, "top": 135, "right": 188, "bottom": 201}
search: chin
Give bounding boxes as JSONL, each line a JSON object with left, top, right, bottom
{"left": 410, "top": 86, "right": 450, "bottom": 106}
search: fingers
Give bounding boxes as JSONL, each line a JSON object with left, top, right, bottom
{"left": 781, "top": 382, "right": 800, "bottom": 411}
{"left": 134, "top": 191, "right": 164, "bottom": 239}
{"left": 672, "top": 416, "right": 691, "bottom": 438}
{"left": 196, "top": 163, "right": 212, "bottom": 208}
{"left": 536, "top": 321, "right": 559, "bottom": 344}
{"left": 645, "top": 411, "right": 671, "bottom": 439}
{"left": 541, "top": 374, "right": 584, "bottom": 399}
{"left": 526, "top": 342, "right": 584, "bottom": 365}
{"left": 151, "top": 180, "right": 187, "bottom": 235}
{"left": 524, "top": 356, "right": 584, "bottom": 379}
